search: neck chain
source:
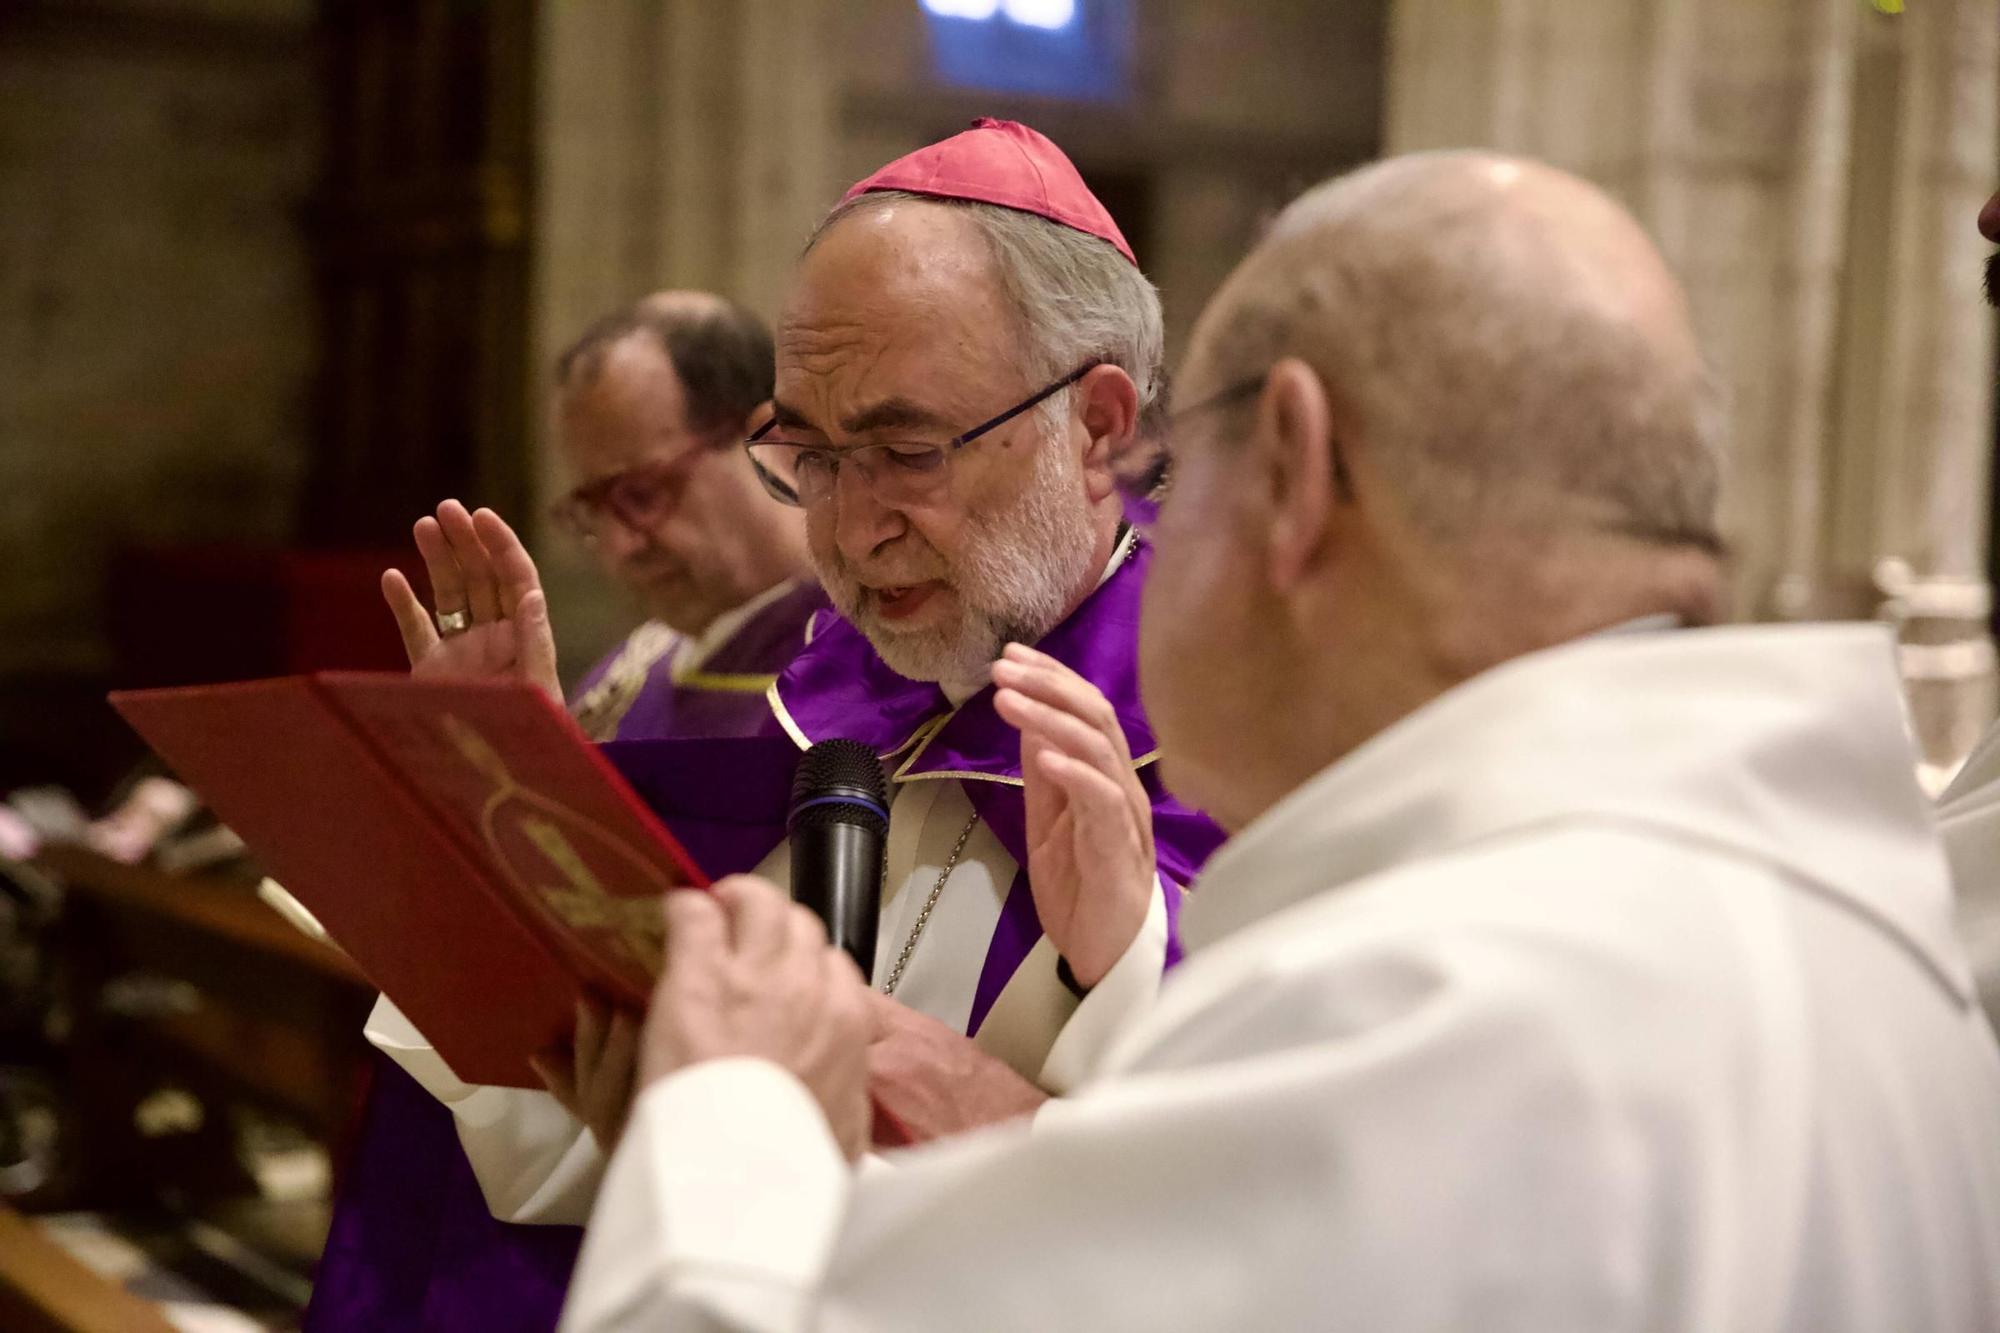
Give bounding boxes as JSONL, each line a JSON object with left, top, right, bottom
{"left": 880, "top": 810, "right": 982, "bottom": 996}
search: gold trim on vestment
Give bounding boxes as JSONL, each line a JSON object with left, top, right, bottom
{"left": 1098, "top": 524, "right": 1139, "bottom": 588}
{"left": 766, "top": 681, "right": 951, "bottom": 762}
{"left": 894, "top": 767, "right": 1028, "bottom": 788}
{"left": 766, "top": 680, "right": 815, "bottom": 751}
{"left": 670, "top": 668, "right": 780, "bottom": 693}
{"left": 571, "top": 622, "right": 679, "bottom": 741}
{"left": 893, "top": 743, "right": 1160, "bottom": 787}
{"left": 886, "top": 714, "right": 948, "bottom": 763}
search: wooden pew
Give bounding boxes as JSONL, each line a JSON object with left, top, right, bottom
{"left": 0, "top": 1204, "right": 175, "bottom": 1333}
{"left": 35, "top": 841, "right": 373, "bottom": 1210}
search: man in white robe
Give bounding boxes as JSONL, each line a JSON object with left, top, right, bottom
{"left": 560, "top": 152, "right": 2000, "bottom": 1332}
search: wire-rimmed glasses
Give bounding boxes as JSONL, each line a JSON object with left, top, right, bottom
{"left": 743, "top": 362, "right": 1100, "bottom": 509}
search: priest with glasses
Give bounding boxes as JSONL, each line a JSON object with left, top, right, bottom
{"left": 307, "top": 120, "right": 1225, "bottom": 1333}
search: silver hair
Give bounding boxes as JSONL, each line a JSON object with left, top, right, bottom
{"left": 806, "top": 191, "right": 1165, "bottom": 435}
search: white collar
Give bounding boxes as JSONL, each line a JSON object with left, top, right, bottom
{"left": 1185, "top": 623, "right": 1971, "bottom": 1003}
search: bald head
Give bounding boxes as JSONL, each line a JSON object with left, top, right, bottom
{"left": 637, "top": 289, "right": 734, "bottom": 320}
{"left": 1143, "top": 153, "right": 1727, "bottom": 829}
{"left": 556, "top": 289, "right": 774, "bottom": 437}
{"left": 1190, "top": 151, "right": 1722, "bottom": 558}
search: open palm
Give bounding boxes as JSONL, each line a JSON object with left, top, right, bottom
{"left": 381, "top": 499, "right": 562, "bottom": 702}
{"left": 1021, "top": 731, "right": 1149, "bottom": 958}
{"left": 409, "top": 615, "right": 542, "bottom": 683}
{"left": 993, "top": 643, "right": 1156, "bottom": 988}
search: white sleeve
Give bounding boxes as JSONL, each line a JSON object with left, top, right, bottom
{"left": 1937, "top": 772, "right": 2000, "bottom": 1026}
{"left": 561, "top": 933, "right": 1662, "bottom": 1333}
{"left": 559, "top": 1060, "right": 849, "bottom": 1333}
{"left": 364, "top": 994, "right": 605, "bottom": 1225}
{"left": 1037, "top": 879, "right": 1169, "bottom": 1095}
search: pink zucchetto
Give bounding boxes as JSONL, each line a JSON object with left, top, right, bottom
{"left": 841, "top": 117, "right": 1136, "bottom": 266}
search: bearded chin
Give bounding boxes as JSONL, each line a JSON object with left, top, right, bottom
{"left": 825, "top": 441, "right": 1101, "bottom": 684}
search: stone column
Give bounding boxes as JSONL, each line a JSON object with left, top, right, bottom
{"left": 1385, "top": 0, "right": 1998, "bottom": 773}
{"left": 1849, "top": 0, "right": 1998, "bottom": 774}
{"left": 529, "top": 0, "right": 840, "bottom": 678}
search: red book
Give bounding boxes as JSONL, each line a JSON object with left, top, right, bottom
{"left": 109, "top": 674, "right": 706, "bottom": 1089}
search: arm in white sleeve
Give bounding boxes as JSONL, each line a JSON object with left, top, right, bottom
{"left": 365, "top": 994, "right": 606, "bottom": 1225}
{"left": 559, "top": 1060, "right": 849, "bottom": 1333}
{"left": 1037, "top": 877, "right": 1169, "bottom": 1095}
{"left": 561, "top": 931, "right": 1654, "bottom": 1333}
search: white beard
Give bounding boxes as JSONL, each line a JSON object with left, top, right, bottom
{"left": 819, "top": 432, "right": 1101, "bottom": 684}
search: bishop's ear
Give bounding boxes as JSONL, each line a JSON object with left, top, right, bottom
{"left": 1258, "top": 357, "right": 1337, "bottom": 590}
{"left": 1076, "top": 364, "right": 1140, "bottom": 505}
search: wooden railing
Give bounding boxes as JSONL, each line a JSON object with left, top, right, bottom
{"left": 0, "top": 1204, "right": 175, "bottom": 1333}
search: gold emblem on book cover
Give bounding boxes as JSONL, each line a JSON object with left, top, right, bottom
{"left": 441, "top": 714, "right": 672, "bottom": 985}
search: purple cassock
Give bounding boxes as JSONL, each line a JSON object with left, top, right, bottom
{"left": 304, "top": 541, "right": 1225, "bottom": 1332}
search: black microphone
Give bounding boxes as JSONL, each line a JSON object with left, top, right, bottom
{"left": 788, "top": 739, "right": 889, "bottom": 974}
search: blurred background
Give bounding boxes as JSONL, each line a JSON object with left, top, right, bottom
{"left": 0, "top": 0, "right": 1993, "bottom": 1328}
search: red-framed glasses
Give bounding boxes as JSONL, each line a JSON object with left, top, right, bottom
{"left": 550, "top": 442, "right": 726, "bottom": 545}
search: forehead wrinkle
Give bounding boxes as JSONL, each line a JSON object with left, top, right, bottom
{"left": 772, "top": 315, "right": 890, "bottom": 436}
{"left": 776, "top": 207, "right": 1028, "bottom": 446}
{"left": 776, "top": 311, "right": 991, "bottom": 440}
{"left": 785, "top": 205, "right": 1016, "bottom": 351}
{"left": 557, "top": 346, "right": 695, "bottom": 481}
{"left": 777, "top": 314, "right": 877, "bottom": 380}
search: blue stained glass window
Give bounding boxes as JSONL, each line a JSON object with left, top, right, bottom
{"left": 920, "top": 0, "right": 1133, "bottom": 103}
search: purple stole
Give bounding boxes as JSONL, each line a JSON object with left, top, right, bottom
{"left": 304, "top": 544, "right": 1224, "bottom": 1332}
{"left": 570, "top": 581, "right": 830, "bottom": 742}
{"left": 764, "top": 538, "right": 1221, "bottom": 1029}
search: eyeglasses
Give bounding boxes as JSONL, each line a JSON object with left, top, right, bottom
{"left": 1136, "top": 366, "right": 1723, "bottom": 556}
{"left": 743, "top": 362, "right": 1100, "bottom": 509}
{"left": 1110, "top": 373, "right": 1268, "bottom": 530}
{"left": 550, "top": 443, "right": 723, "bottom": 545}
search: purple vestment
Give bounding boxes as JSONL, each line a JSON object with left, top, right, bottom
{"left": 305, "top": 543, "right": 1225, "bottom": 1332}
{"left": 306, "top": 583, "right": 820, "bottom": 1333}
{"left": 765, "top": 538, "right": 1221, "bottom": 1029}
{"left": 569, "top": 580, "right": 829, "bottom": 742}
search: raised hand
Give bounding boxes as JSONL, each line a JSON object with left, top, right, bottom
{"left": 992, "top": 642, "right": 1156, "bottom": 989}
{"left": 381, "top": 499, "right": 561, "bottom": 702}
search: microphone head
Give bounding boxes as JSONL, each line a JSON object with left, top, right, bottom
{"left": 789, "top": 738, "right": 889, "bottom": 833}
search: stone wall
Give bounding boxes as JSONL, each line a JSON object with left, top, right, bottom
{"left": 1385, "top": 0, "right": 1998, "bottom": 771}
{"left": 0, "top": 0, "right": 317, "bottom": 683}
